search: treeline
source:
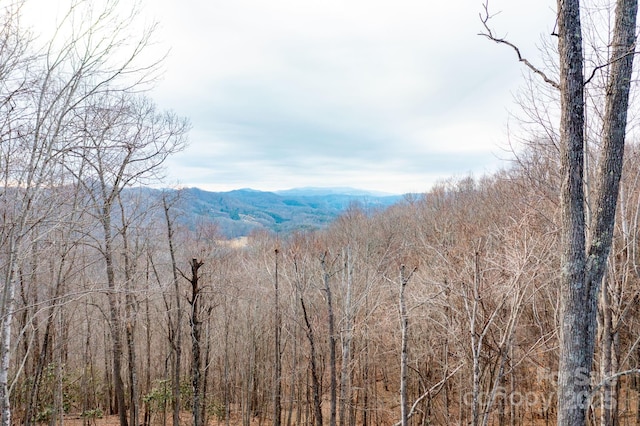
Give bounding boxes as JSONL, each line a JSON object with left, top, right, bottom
{"left": 0, "top": 1, "right": 190, "bottom": 425}
{"left": 3, "top": 1, "right": 640, "bottom": 426}
{"left": 6, "top": 139, "right": 640, "bottom": 426}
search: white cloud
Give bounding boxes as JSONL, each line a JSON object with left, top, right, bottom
{"left": 27, "top": 0, "right": 558, "bottom": 194}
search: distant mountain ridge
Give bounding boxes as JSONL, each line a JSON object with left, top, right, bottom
{"left": 275, "top": 187, "right": 396, "bottom": 197}
{"left": 163, "top": 187, "right": 404, "bottom": 238}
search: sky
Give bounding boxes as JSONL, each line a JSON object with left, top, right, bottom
{"left": 29, "top": 0, "right": 558, "bottom": 195}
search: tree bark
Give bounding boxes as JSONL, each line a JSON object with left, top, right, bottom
{"left": 187, "top": 258, "right": 205, "bottom": 426}
{"left": 599, "top": 277, "right": 616, "bottom": 426}
{"left": 163, "top": 195, "right": 182, "bottom": 426}
{"left": 556, "top": 0, "right": 637, "bottom": 425}
{"left": 103, "top": 210, "right": 129, "bottom": 426}
{"left": 273, "top": 249, "right": 282, "bottom": 426}
{"left": 120, "top": 199, "right": 139, "bottom": 426}
{"left": 322, "top": 252, "right": 338, "bottom": 426}
{"left": 300, "top": 296, "right": 323, "bottom": 426}
{"left": 339, "top": 247, "right": 354, "bottom": 426}
{"left": 399, "top": 265, "right": 413, "bottom": 426}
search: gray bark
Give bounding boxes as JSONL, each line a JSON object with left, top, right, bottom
{"left": 162, "top": 195, "right": 182, "bottom": 426}
{"left": 103, "top": 208, "right": 129, "bottom": 426}
{"left": 120, "top": 197, "right": 139, "bottom": 426}
{"left": 399, "top": 265, "right": 413, "bottom": 426}
{"left": 599, "top": 277, "right": 616, "bottom": 425}
{"left": 556, "top": 0, "right": 637, "bottom": 424}
{"left": 186, "top": 258, "right": 205, "bottom": 426}
{"left": 273, "top": 249, "right": 282, "bottom": 426}
{"left": 300, "top": 296, "right": 323, "bottom": 426}
{"left": 339, "top": 247, "right": 354, "bottom": 426}
{"left": 322, "top": 252, "right": 337, "bottom": 426}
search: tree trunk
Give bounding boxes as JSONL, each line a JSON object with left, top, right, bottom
{"left": 103, "top": 211, "right": 129, "bottom": 426}
{"left": 600, "top": 276, "right": 615, "bottom": 426}
{"left": 120, "top": 200, "right": 139, "bottom": 426}
{"left": 187, "top": 258, "right": 205, "bottom": 426}
{"left": 339, "top": 247, "right": 354, "bottom": 426}
{"left": 322, "top": 252, "right": 337, "bottom": 426}
{"left": 144, "top": 265, "right": 152, "bottom": 426}
{"left": 0, "top": 240, "right": 18, "bottom": 426}
{"left": 163, "top": 195, "right": 182, "bottom": 426}
{"left": 202, "top": 307, "right": 213, "bottom": 426}
{"left": 398, "top": 265, "right": 416, "bottom": 426}
{"left": 273, "top": 249, "right": 282, "bottom": 426}
{"left": 300, "top": 297, "right": 323, "bottom": 426}
{"left": 556, "top": 0, "right": 637, "bottom": 425}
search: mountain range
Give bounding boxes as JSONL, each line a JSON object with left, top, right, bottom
{"left": 160, "top": 187, "right": 405, "bottom": 238}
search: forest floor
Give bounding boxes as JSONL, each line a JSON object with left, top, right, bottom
{"left": 48, "top": 412, "right": 640, "bottom": 426}
{"left": 61, "top": 412, "right": 262, "bottom": 426}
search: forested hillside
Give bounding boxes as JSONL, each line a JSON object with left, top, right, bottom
{"left": 3, "top": 0, "right": 640, "bottom": 426}
{"left": 157, "top": 187, "right": 402, "bottom": 238}
{"left": 7, "top": 140, "right": 640, "bottom": 425}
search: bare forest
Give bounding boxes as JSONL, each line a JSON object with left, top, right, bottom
{"left": 3, "top": 0, "right": 640, "bottom": 425}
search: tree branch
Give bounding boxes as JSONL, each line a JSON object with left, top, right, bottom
{"left": 584, "top": 50, "right": 639, "bottom": 86}
{"left": 392, "top": 363, "right": 464, "bottom": 426}
{"left": 590, "top": 369, "right": 640, "bottom": 397}
{"left": 479, "top": 1, "right": 560, "bottom": 90}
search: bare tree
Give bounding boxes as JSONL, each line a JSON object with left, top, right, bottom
{"left": 68, "top": 93, "right": 187, "bottom": 426}
{"left": 273, "top": 248, "right": 282, "bottom": 426}
{"left": 162, "top": 192, "right": 184, "bottom": 426}
{"left": 0, "top": 0, "right": 183, "bottom": 423}
{"left": 0, "top": 3, "right": 42, "bottom": 423}
{"left": 482, "top": 0, "right": 638, "bottom": 423}
{"left": 397, "top": 264, "right": 416, "bottom": 426}
{"left": 338, "top": 246, "right": 354, "bottom": 426}
{"left": 183, "top": 258, "right": 205, "bottom": 426}
{"left": 556, "top": 1, "right": 636, "bottom": 424}
{"left": 321, "top": 251, "right": 338, "bottom": 426}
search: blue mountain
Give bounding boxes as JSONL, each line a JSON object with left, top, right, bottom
{"left": 167, "top": 187, "right": 404, "bottom": 238}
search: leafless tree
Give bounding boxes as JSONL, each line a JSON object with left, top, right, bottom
{"left": 397, "top": 264, "right": 416, "bottom": 426}
{"left": 482, "top": 1, "right": 638, "bottom": 424}
{"left": 273, "top": 248, "right": 282, "bottom": 426}
{"left": 161, "top": 192, "right": 184, "bottom": 426}
{"left": 0, "top": 0, "right": 184, "bottom": 423}
{"left": 183, "top": 258, "right": 205, "bottom": 426}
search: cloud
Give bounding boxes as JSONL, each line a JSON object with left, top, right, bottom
{"left": 147, "top": 0, "right": 556, "bottom": 193}
{"left": 20, "top": 0, "right": 556, "bottom": 194}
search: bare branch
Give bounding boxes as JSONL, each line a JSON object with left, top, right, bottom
{"left": 584, "top": 49, "right": 639, "bottom": 86}
{"left": 393, "top": 363, "right": 464, "bottom": 426}
{"left": 479, "top": 1, "right": 560, "bottom": 90}
{"left": 590, "top": 369, "right": 640, "bottom": 397}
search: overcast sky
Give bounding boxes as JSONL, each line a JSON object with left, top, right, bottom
{"left": 33, "top": 0, "right": 559, "bottom": 194}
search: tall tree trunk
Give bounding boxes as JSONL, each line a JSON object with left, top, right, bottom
{"left": 556, "top": 0, "right": 637, "bottom": 425}
{"left": 399, "top": 265, "right": 411, "bottom": 426}
{"left": 470, "top": 252, "right": 483, "bottom": 426}
{"left": 25, "top": 312, "right": 53, "bottom": 426}
{"left": 600, "top": 276, "right": 615, "bottom": 426}
{"left": 557, "top": 0, "right": 589, "bottom": 422}
{"left": 120, "top": 200, "right": 139, "bottom": 426}
{"left": 103, "top": 211, "right": 129, "bottom": 426}
{"left": 397, "top": 265, "right": 418, "bottom": 426}
{"left": 202, "top": 307, "right": 213, "bottom": 426}
{"left": 273, "top": 249, "right": 282, "bottom": 426}
{"left": 0, "top": 241, "right": 18, "bottom": 426}
{"left": 322, "top": 252, "right": 337, "bottom": 426}
{"left": 125, "top": 319, "right": 138, "bottom": 426}
{"left": 339, "top": 247, "right": 354, "bottom": 426}
{"left": 55, "top": 310, "right": 66, "bottom": 425}
{"left": 187, "top": 258, "right": 205, "bottom": 426}
{"left": 162, "top": 195, "right": 182, "bottom": 426}
{"left": 300, "top": 297, "right": 323, "bottom": 426}
{"left": 144, "top": 273, "right": 152, "bottom": 426}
